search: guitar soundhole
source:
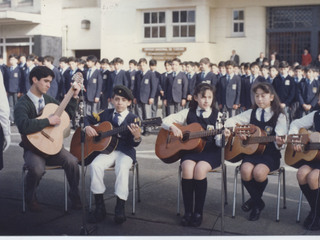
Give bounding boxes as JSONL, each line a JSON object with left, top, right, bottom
{"left": 181, "top": 132, "right": 190, "bottom": 142}
{"left": 242, "top": 139, "right": 248, "bottom": 146}
{"left": 94, "top": 133, "right": 102, "bottom": 142}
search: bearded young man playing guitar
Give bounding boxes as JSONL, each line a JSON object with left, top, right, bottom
{"left": 85, "top": 85, "right": 141, "bottom": 225}
{"left": 14, "top": 66, "right": 82, "bottom": 212}
{"left": 288, "top": 94, "right": 320, "bottom": 230}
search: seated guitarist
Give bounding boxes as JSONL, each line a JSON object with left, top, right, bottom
{"left": 225, "top": 82, "right": 287, "bottom": 221}
{"left": 289, "top": 104, "right": 320, "bottom": 230}
{"left": 85, "top": 85, "right": 141, "bottom": 224}
{"left": 14, "top": 66, "right": 82, "bottom": 212}
{"left": 162, "top": 83, "right": 226, "bottom": 227}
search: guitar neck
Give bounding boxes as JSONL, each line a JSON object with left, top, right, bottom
{"left": 306, "top": 143, "right": 320, "bottom": 150}
{"left": 100, "top": 121, "right": 152, "bottom": 138}
{"left": 247, "top": 135, "right": 277, "bottom": 144}
{"left": 189, "top": 129, "right": 219, "bottom": 139}
{"left": 54, "top": 87, "right": 74, "bottom": 117}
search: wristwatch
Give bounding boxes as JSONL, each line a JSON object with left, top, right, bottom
{"left": 133, "top": 137, "right": 142, "bottom": 143}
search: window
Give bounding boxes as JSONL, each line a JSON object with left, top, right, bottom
{"left": 143, "top": 11, "right": 166, "bottom": 39}
{"left": 143, "top": 9, "right": 196, "bottom": 42}
{"left": 0, "top": 0, "right": 10, "bottom": 7}
{"left": 232, "top": 10, "right": 244, "bottom": 36}
{"left": 172, "top": 10, "right": 195, "bottom": 38}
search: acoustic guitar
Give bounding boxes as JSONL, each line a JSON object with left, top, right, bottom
{"left": 22, "top": 72, "right": 83, "bottom": 156}
{"left": 225, "top": 124, "right": 308, "bottom": 163}
{"left": 155, "top": 122, "right": 223, "bottom": 164}
{"left": 70, "top": 117, "right": 162, "bottom": 165}
{"left": 285, "top": 128, "right": 320, "bottom": 167}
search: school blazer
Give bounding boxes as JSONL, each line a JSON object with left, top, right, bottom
{"left": 196, "top": 71, "right": 218, "bottom": 87}
{"left": 133, "top": 70, "right": 157, "bottom": 104}
{"left": 187, "top": 73, "right": 197, "bottom": 96}
{"left": 46, "top": 67, "right": 63, "bottom": 100}
{"left": 218, "top": 74, "right": 241, "bottom": 108}
{"left": 164, "top": 71, "right": 188, "bottom": 103}
{"left": 298, "top": 79, "right": 320, "bottom": 107}
{"left": 113, "top": 70, "right": 129, "bottom": 89}
{"left": 64, "top": 68, "right": 83, "bottom": 93}
{"left": 272, "top": 75, "right": 296, "bottom": 106}
{"left": 4, "top": 66, "right": 22, "bottom": 93}
{"left": 126, "top": 70, "right": 136, "bottom": 91}
{"left": 85, "top": 68, "right": 103, "bottom": 102}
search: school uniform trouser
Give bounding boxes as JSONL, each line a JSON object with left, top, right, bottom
{"left": 90, "top": 151, "right": 133, "bottom": 201}
{"left": 0, "top": 126, "right": 3, "bottom": 170}
{"left": 166, "top": 102, "right": 182, "bottom": 115}
{"left": 23, "top": 148, "right": 80, "bottom": 203}
{"left": 86, "top": 101, "right": 99, "bottom": 116}
{"left": 135, "top": 102, "right": 152, "bottom": 132}
{"left": 7, "top": 92, "right": 18, "bottom": 122}
{"left": 151, "top": 96, "right": 159, "bottom": 118}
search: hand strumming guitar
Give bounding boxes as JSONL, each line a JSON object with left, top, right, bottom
{"left": 170, "top": 124, "right": 183, "bottom": 138}
{"left": 48, "top": 115, "right": 61, "bottom": 126}
{"left": 127, "top": 123, "right": 141, "bottom": 140}
{"left": 85, "top": 126, "right": 98, "bottom": 137}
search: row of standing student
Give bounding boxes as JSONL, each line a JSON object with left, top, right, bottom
{"left": 162, "top": 81, "right": 320, "bottom": 230}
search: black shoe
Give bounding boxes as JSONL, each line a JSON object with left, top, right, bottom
{"left": 69, "top": 193, "right": 82, "bottom": 210}
{"left": 181, "top": 212, "right": 192, "bottom": 226}
{"left": 304, "top": 211, "right": 315, "bottom": 228}
{"left": 241, "top": 198, "right": 254, "bottom": 212}
{"left": 306, "top": 215, "right": 320, "bottom": 231}
{"left": 114, "top": 197, "right": 126, "bottom": 224}
{"left": 249, "top": 206, "right": 262, "bottom": 221}
{"left": 191, "top": 213, "right": 203, "bottom": 227}
{"left": 88, "top": 194, "right": 106, "bottom": 223}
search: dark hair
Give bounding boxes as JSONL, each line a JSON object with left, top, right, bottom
{"left": 279, "top": 61, "right": 289, "bottom": 68}
{"left": 187, "top": 61, "right": 195, "bottom": 67}
{"left": 87, "top": 55, "right": 98, "bottom": 63}
{"left": 100, "top": 58, "right": 109, "bottom": 64}
{"left": 29, "top": 66, "right": 55, "bottom": 85}
{"left": 164, "top": 60, "right": 172, "bottom": 66}
{"left": 138, "top": 58, "right": 147, "bottom": 65}
{"left": 149, "top": 59, "right": 157, "bottom": 67}
{"left": 250, "top": 62, "right": 260, "bottom": 69}
{"left": 189, "top": 83, "right": 216, "bottom": 110}
{"left": 218, "top": 61, "right": 226, "bottom": 67}
{"left": 225, "top": 60, "right": 235, "bottom": 67}
{"left": 59, "top": 57, "right": 68, "bottom": 63}
{"left": 68, "top": 56, "right": 77, "bottom": 63}
{"left": 199, "top": 57, "right": 210, "bottom": 65}
{"left": 194, "top": 62, "right": 200, "bottom": 68}
{"left": 37, "top": 56, "right": 44, "bottom": 64}
{"left": 252, "top": 82, "right": 284, "bottom": 124}
{"left": 26, "top": 55, "right": 35, "bottom": 62}
{"left": 172, "top": 58, "right": 181, "bottom": 64}
{"left": 113, "top": 57, "right": 123, "bottom": 64}
{"left": 261, "top": 65, "right": 269, "bottom": 70}
{"left": 9, "top": 54, "right": 18, "bottom": 60}
{"left": 129, "top": 59, "right": 137, "bottom": 65}
{"left": 44, "top": 55, "right": 54, "bottom": 64}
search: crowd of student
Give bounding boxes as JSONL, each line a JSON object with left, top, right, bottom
{"left": 1, "top": 53, "right": 320, "bottom": 132}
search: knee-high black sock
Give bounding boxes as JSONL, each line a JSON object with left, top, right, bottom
{"left": 254, "top": 179, "right": 268, "bottom": 206}
{"left": 300, "top": 184, "right": 316, "bottom": 211}
{"left": 181, "top": 178, "right": 194, "bottom": 214}
{"left": 315, "top": 188, "right": 320, "bottom": 216}
{"left": 194, "top": 178, "right": 207, "bottom": 215}
{"left": 242, "top": 179, "right": 256, "bottom": 200}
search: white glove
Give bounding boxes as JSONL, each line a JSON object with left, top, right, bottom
{"left": 3, "top": 135, "right": 10, "bottom": 152}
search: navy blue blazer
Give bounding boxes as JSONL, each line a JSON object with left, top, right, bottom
{"left": 218, "top": 74, "right": 241, "bottom": 108}
{"left": 85, "top": 68, "right": 103, "bottom": 102}
{"left": 4, "top": 66, "right": 22, "bottom": 93}
{"left": 196, "top": 71, "right": 219, "bottom": 87}
{"left": 84, "top": 108, "right": 140, "bottom": 162}
{"left": 126, "top": 70, "right": 136, "bottom": 91}
{"left": 101, "top": 70, "right": 113, "bottom": 99}
{"left": 272, "top": 75, "right": 296, "bottom": 106}
{"left": 46, "top": 67, "right": 63, "bottom": 100}
{"left": 113, "top": 70, "right": 129, "bottom": 89}
{"left": 64, "top": 68, "right": 83, "bottom": 93}
{"left": 240, "top": 75, "right": 266, "bottom": 109}
{"left": 187, "top": 73, "right": 197, "bottom": 96}
{"left": 133, "top": 70, "right": 157, "bottom": 104}
{"left": 298, "top": 79, "right": 320, "bottom": 108}
{"left": 164, "top": 71, "right": 188, "bottom": 103}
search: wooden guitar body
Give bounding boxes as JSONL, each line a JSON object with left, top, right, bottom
{"left": 285, "top": 128, "right": 320, "bottom": 167}
{"left": 23, "top": 103, "right": 70, "bottom": 156}
{"left": 155, "top": 123, "right": 206, "bottom": 164}
{"left": 225, "top": 125, "right": 266, "bottom": 163}
{"left": 70, "top": 121, "right": 118, "bottom": 165}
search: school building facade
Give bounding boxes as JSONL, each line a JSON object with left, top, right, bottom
{"left": 0, "top": 0, "right": 320, "bottom": 68}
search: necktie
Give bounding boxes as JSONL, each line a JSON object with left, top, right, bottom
{"left": 187, "top": 73, "right": 191, "bottom": 80}
{"left": 201, "top": 72, "right": 205, "bottom": 80}
{"left": 251, "top": 76, "right": 255, "bottom": 84}
{"left": 112, "top": 112, "right": 120, "bottom": 126}
{"left": 38, "top": 99, "right": 44, "bottom": 114}
{"left": 227, "top": 75, "right": 230, "bottom": 83}
{"left": 70, "top": 70, "right": 73, "bottom": 76}
{"left": 172, "top": 72, "right": 176, "bottom": 78}
{"left": 199, "top": 109, "right": 205, "bottom": 118}
{"left": 307, "top": 79, "right": 310, "bottom": 85}
{"left": 87, "top": 68, "right": 91, "bottom": 79}
{"left": 10, "top": 66, "right": 13, "bottom": 72}
{"left": 261, "top": 109, "right": 265, "bottom": 123}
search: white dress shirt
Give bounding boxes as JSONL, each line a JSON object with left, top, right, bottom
{"left": 113, "top": 109, "right": 129, "bottom": 126}
{"left": 289, "top": 111, "right": 316, "bottom": 134}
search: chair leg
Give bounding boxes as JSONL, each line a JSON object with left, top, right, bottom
{"left": 136, "top": 163, "right": 141, "bottom": 203}
{"left": 177, "top": 165, "right": 182, "bottom": 216}
{"left": 282, "top": 167, "right": 286, "bottom": 209}
{"left": 276, "top": 169, "right": 281, "bottom": 222}
{"left": 132, "top": 163, "right": 136, "bottom": 215}
{"left": 297, "top": 190, "right": 303, "bottom": 223}
{"left": 22, "top": 167, "right": 26, "bottom": 213}
{"left": 64, "top": 172, "right": 68, "bottom": 212}
{"left": 223, "top": 164, "right": 228, "bottom": 205}
{"left": 232, "top": 166, "right": 240, "bottom": 218}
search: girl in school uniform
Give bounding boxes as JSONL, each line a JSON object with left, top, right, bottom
{"left": 161, "top": 83, "right": 226, "bottom": 227}
{"left": 225, "top": 82, "right": 287, "bottom": 221}
{"left": 289, "top": 104, "right": 320, "bottom": 230}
